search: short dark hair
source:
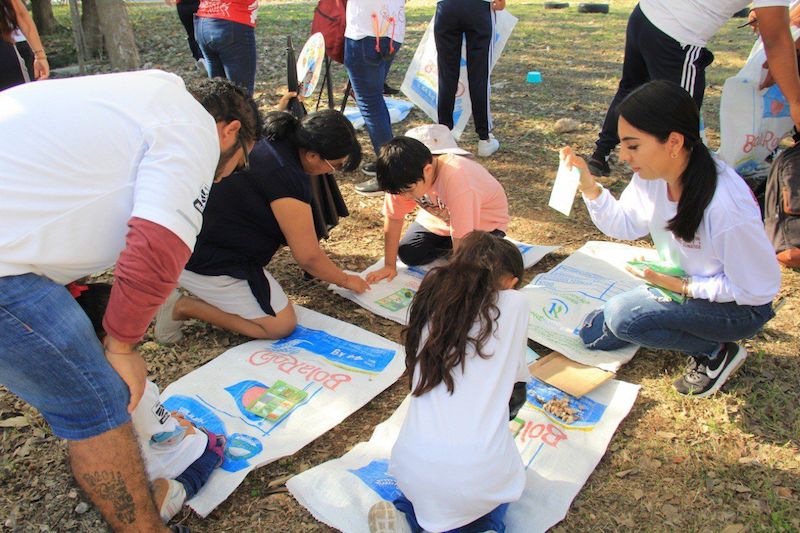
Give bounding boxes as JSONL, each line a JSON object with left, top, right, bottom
{"left": 376, "top": 137, "right": 433, "bottom": 194}
{"left": 186, "top": 78, "right": 264, "bottom": 143}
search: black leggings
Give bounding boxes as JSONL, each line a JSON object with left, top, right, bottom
{"left": 398, "top": 221, "right": 506, "bottom": 266}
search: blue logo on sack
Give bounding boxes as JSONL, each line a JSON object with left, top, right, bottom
{"left": 349, "top": 459, "right": 401, "bottom": 502}
{"left": 272, "top": 325, "right": 395, "bottom": 373}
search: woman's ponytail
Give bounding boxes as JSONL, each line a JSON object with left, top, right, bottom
{"left": 262, "top": 111, "right": 300, "bottom": 143}
{"left": 668, "top": 142, "right": 717, "bottom": 242}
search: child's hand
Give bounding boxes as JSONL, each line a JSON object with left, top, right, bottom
{"left": 366, "top": 265, "right": 398, "bottom": 284}
{"left": 276, "top": 89, "right": 304, "bottom": 111}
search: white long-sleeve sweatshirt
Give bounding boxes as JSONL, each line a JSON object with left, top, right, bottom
{"left": 583, "top": 160, "right": 781, "bottom": 306}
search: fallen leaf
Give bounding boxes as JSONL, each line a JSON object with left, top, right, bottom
{"left": 721, "top": 525, "right": 745, "bottom": 533}
{"left": 0, "top": 416, "right": 30, "bottom": 428}
{"left": 632, "top": 488, "right": 644, "bottom": 501}
{"left": 615, "top": 468, "right": 638, "bottom": 478}
{"left": 776, "top": 487, "right": 792, "bottom": 498}
{"left": 657, "top": 431, "right": 677, "bottom": 439}
{"left": 732, "top": 484, "right": 752, "bottom": 494}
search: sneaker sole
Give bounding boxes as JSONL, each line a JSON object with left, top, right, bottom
{"left": 689, "top": 345, "right": 748, "bottom": 399}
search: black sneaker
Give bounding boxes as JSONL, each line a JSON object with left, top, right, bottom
{"left": 673, "top": 343, "right": 748, "bottom": 398}
{"left": 355, "top": 177, "right": 383, "bottom": 197}
{"left": 587, "top": 152, "right": 611, "bottom": 177}
{"left": 361, "top": 162, "right": 377, "bottom": 176}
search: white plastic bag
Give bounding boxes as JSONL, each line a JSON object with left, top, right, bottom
{"left": 718, "top": 27, "right": 800, "bottom": 175}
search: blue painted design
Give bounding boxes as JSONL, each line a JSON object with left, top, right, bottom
{"left": 348, "top": 459, "right": 401, "bottom": 501}
{"left": 272, "top": 325, "right": 395, "bottom": 373}
{"left": 162, "top": 395, "right": 263, "bottom": 472}
{"left": 516, "top": 242, "right": 533, "bottom": 254}
{"left": 544, "top": 298, "right": 569, "bottom": 320}
{"left": 525, "top": 378, "right": 607, "bottom": 430}
{"left": 411, "top": 78, "right": 437, "bottom": 107}
{"left": 762, "top": 85, "right": 791, "bottom": 118}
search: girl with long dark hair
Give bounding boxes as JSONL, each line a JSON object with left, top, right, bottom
{"left": 154, "top": 109, "right": 367, "bottom": 343}
{"left": 368, "top": 231, "right": 530, "bottom": 533}
{"left": 562, "top": 80, "right": 781, "bottom": 398}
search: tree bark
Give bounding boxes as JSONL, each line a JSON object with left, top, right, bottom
{"left": 81, "top": 0, "right": 104, "bottom": 60}
{"left": 95, "top": 0, "right": 139, "bottom": 70}
{"left": 30, "top": 0, "right": 57, "bottom": 35}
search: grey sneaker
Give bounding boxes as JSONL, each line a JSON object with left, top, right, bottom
{"left": 673, "top": 343, "right": 748, "bottom": 398}
{"left": 361, "top": 162, "right": 377, "bottom": 176}
{"left": 154, "top": 289, "right": 184, "bottom": 344}
{"left": 355, "top": 177, "right": 383, "bottom": 197}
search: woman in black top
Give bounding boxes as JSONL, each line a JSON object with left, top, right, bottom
{"left": 154, "top": 109, "right": 369, "bottom": 342}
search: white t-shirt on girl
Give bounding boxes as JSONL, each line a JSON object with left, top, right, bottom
{"left": 132, "top": 381, "right": 209, "bottom": 481}
{"left": 389, "top": 290, "right": 531, "bottom": 532}
{"left": 583, "top": 159, "right": 781, "bottom": 306}
{"left": 640, "top": 0, "right": 790, "bottom": 47}
{"left": 345, "top": 0, "right": 406, "bottom": 43}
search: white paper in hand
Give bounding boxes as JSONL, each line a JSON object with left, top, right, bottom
{"left": 548, "top": 160, "right": 581, "bottom": 217}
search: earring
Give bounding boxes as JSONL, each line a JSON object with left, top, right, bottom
{"left": 671, "top": 152, "right": 678, "bottom": 159}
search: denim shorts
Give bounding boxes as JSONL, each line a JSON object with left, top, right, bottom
{"left": 0, "top": 274, "right": 130, "bottom": 440}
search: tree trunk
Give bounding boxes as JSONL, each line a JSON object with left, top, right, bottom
{"left": 95, "top": 0, "right": 139, "bottom": 70}
{"left": 81, "top": 0, "right": 104, "bottom": 60}
{"left": 30, "top": 0, "right": 57, "bottom": 35}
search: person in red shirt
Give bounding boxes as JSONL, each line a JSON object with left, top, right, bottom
{"left": 195, "top": 0, "right": 259, "bottom": 94}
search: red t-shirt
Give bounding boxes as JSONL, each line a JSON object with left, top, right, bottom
{"left": 197, "top": 0, "right": 259, "bottom": 27}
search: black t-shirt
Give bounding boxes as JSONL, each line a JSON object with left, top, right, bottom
{"left": 185, "top": 138, "right": 312, "bottom": 314}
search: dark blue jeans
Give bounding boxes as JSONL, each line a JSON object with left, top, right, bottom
{"left": 394, "top": 494, "right": 509, "bottom": 533}
{"left": 344, "top": 36, "right": 401, "bottom": 156}
{"left": 175, "top": 447, "right": 219, "bottom": 498}
{"left": 194, "top": 16, "right": 257, "bottom": 95}
{"left": 398, "top": 221, "right": 506, "bottom": 266}
{"left": 580, "top": 286, "right": 774, "bottom": 361}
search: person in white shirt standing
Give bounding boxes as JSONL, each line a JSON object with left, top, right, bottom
{"left": 588, "top": 0, "right": 800, "bottom": 177}
{"left": 0, "top": 71, "right": 261, "bottom": 531}
{"left": 563, "top": 80, "right": 781, "bottom": 398}
{"left": 369, "top": 231, "right": 530, "bottom": 533}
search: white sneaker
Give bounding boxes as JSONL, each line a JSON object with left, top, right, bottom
{"left": 154, "top": 478, "right": 186, "bottom": 523}
{"left": 367, "top": 501, "right": 412, "bottom": 533}
{"left": 154, "top": 289, "right": 184, "bottom": 344}
{"left": 477, "top": 133, "right": 500, "bottom": 157}
{"left": 196, "top": 58, "right": 207, "bottom": 73}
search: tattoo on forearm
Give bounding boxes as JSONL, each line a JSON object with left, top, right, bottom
{"left": 81, "top": 472, "right": 136, "bottom": 524}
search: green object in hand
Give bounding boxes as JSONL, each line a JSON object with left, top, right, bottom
{"left": 627, "top": 260, "right": 687, "bottom": 304}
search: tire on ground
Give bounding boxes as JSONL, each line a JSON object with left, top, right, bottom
{"left": 577, "top": 3, "right": 609, "bottom": 14}
{"left": 544, "top": 2, "right": 570, "bottom": 9}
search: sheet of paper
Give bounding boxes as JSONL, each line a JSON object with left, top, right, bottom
{"left": 548, "top": 160, "right": 581, "bottom": 217}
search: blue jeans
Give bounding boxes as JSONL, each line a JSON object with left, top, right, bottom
{"left": 194, "top": 16, "right": 257, "bottom": 95}
{"left": 580, "top": 286, "right": 775, "bottom": 361}
{"left": 0, "top": 274, "right": 130, "bottom": 440}
{"left": 175, "top": 447, "right": 219, "bottom": 499}
{"left": 344, "top": 37, "right": 401, "bottom": 156}
{"left": 394, "top": 494, "right": 509, "bottom": 533}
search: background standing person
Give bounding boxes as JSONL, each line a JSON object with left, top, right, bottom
{"left": 0, "top": 72, "right": 261, "bottom": 531}
{"left": 165, "top": 0, "right": 205, "bottom": 71}
{"left": 434, "top": 0, "right": 505, "bottom": 158}
{"left": 0, "top": 0, "right": 47, "bottom": 91}
{"left": 195, "top": 0, "right": 259, "bottom": 94}
{"left": 344, "top": 0, "right": 406, "bottom": 195}
{"left": 588, "top": 0, "right": 800, "bottom": 177}
{"left": 565, "top": 80, "right": 780, "bottom": 398}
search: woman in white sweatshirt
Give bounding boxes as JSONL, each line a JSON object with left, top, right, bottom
{"left": 562, "top": 80, "right": 781, "bottom": 398}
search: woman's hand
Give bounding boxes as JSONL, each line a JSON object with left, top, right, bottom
{"left": 559, "top": 146, "right": 602, "bottom": 199}
{"left": 625, "top": 264, "right": 685, "bottom": 295}
{"left": 33, "top": 56, "right": 49, "bottom": 80}
{"left": 342, "top": 273, "right": 370, "bottom": 293}
{"left": 366, "top": 265, "right": 398, "bottom": 284}
{"left": 276, "top": 89, "right": 304, "bottom": 111}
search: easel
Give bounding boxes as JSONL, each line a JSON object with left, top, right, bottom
{"left": 312, "top": 54, "right": 351, "bottom": 114}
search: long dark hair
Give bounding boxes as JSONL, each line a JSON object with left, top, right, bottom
{"left": 262, "top": 109, "right": 362, "bottom": 171}
{"left": 404, "top": 232, "right": 524, "bottom": 397}
{"left": 617, "top": 80, "right": 717, "bottom": 243}
{"left": 1, "top": 0, "right": 18, "bottom": 43}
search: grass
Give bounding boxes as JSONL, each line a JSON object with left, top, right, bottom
{"left": 1, "top": 1, "right": 798, "bottom": 532}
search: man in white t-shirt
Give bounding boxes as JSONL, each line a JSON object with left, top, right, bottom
{"left": 0, "top": 70, "right": 262, "bottom": 531}
{"left": 588, "top": 1, "right": 800, "bottom": 177}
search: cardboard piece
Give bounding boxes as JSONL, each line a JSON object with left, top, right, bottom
{"left": 529, "top": 352, "right": 614, "bottom": 398}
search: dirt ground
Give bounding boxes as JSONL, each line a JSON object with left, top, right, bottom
{"left": 1, "top": 1, "right": 798, "bottom": 532}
